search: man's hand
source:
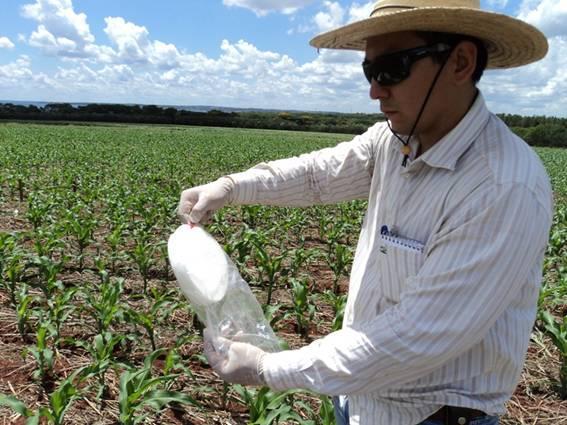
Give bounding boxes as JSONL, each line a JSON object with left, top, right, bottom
{"left": 203, "top": 329, "right": 267, "bottom": 386}
{"left": 177, "top": 177, "right": 234, "bottom": 224}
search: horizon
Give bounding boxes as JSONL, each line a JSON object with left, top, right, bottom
{"left": 1, "top": 99, "right": 564, "bottom": 119}
{"left": 0, "top": 98, "right": 373, "bottom": 115}
{"left": 0, "top": 1, "right": 566, "bottom": 117}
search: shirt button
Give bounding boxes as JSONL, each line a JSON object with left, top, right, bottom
{"left": 457, "top": 417, "right": 467, "bottom": 425}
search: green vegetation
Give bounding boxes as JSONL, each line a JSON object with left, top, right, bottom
{"left": 2, "top": 103, "right": 567, "bottom": 147}
{"left": 0, "top": 122, "right": 565, "bottom": 423}
{"left": 0, "top": 102, "right": 383, "bottom": 135}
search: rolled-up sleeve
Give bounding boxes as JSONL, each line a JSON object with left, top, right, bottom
{"left": 262, "top": 183, "right": 552, "bottom": 395}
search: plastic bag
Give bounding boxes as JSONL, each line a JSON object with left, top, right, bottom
{"left": 168, "top": 224, "right": 280, "bottom": 352}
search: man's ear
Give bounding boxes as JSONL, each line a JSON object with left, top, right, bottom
{"left": 451, "top": 41, "right": 477, "bottom": 85}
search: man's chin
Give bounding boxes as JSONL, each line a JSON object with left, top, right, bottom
{"left": 387, "top": 118, "right": 411, "bottom": 136}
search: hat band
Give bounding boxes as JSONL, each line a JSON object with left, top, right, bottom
{"left": 370, "top": 6, "right": 413, "bottom": 17}
{"left": 369, "top": 0, "right": 480, "bottom": 17}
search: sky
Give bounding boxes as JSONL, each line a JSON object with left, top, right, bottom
{"left": 0, "top": 0, "right": 566, "bottom": 116}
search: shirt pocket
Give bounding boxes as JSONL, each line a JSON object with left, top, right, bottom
{"left": 378, "top": 233, "right": 425, "bottom": 303}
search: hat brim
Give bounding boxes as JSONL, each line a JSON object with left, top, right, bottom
{"left": 310, "top": 8, "right": 548, "bottom": 69}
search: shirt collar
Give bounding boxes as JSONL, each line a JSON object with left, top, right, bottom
{"left": 404, "top": 91, "right": 490, "bottom": 173}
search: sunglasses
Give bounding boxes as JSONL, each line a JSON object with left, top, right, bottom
{"left": 362, "top": 43, "right": 452, "bottom": 86}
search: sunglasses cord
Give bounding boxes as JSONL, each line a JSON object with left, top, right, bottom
{"left": 387, "top": 50, "right": 453, "bottom": 167}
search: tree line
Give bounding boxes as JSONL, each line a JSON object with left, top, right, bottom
{"left": 1, "top": 102, "right": 566, "bottom": 148}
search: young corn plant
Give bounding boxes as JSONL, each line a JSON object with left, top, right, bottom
{"left": 74, "top": 331, "right": 127, "bottom": 401}
{"left": 254, "top": 242, "right": 286, "bottom": 306}
{"left": 0, "top": 175, "right": 4, "bottom": 204}
{"left": 126, "top": 287, "right": 180, "bottom": 351}
{"left": 241, "top": 205, "right": 269, "bottom": 228}
{"left": 16, "top": 284, "right": 39, "bottom": 342}
{"left": 31, "top": 255, "right": 66, "bottom": 299}
{"left": 546, "top": 207, "right": 567, "bottom": 261}
{"left": 325, "top": 243, "right": 353, "bottom": 295}
{"left": 317, "top": 395, "right": 336, "bottom": 425}
{"left": 286, "top": 277, "right": 316, "bottom": 338}
{"left": 0, "top": 232, "right": 9, "bottom": 284}
{"left": 84, "top": 277, "right": 126, "bottom": 334}
{"left": 130, "top": 234, "right": 156, "bottom": 294}
{"left": 1, "top": 234, "right": 26, "bottom": 307}
{"left": 317, "top": 208, "right": 332, "bottom": 243}
{"left": 47, "top": 286, "right": 78, "bottom": 346}
{"left": 323, "top": 291, "right": 347, "bottom": 331}
{"left": 232, "top": 385, "right": 304, "bottom": 425}
{"left": 162, "top": 345, "right": 195, "bottom": 381}
{"left": 288, "top": 246, "right": 318, "bottom": 278}
{"left": 106, "top": 223, "right": 126, "bottom": 274}
{"left": 31, "top": 227, "right": 65, "bottom": 260}
{"left": 224, "top": 227, "right": 261, "bottom": 278}
{"left": 277, "top": 208, "right": 307, "bottom": 241}
{"left": 540, "top": 310, "right": 567, "bottom": 399}
{"left": 27, "top": 315, "right": 57, "bottom": 387}
{"left": 63, "top": 206, "right": 97, "bottom": 271}
{"left": 26, "top": 193, "right": 54, "bottom": 230}
{"left": 0, "top": 376, "right": 80, "bottom": 425}
{"left": 117, "top": 349, "right": 198, "bottom": 424}
{"left": 94, "top": 253, "right": 109, "bottom": 284}
{"left": 263, "top": 302, "right": 285, "bottom": 331}
{"left": 538, "top": 275, "right": 567, "bottom": 318}
{"left": 156, "top": 239, "right": 170, "bottom": 281}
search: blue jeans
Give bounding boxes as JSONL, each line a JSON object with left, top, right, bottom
{"left": 332, "top": 397, "right": 499, "bottom": 425}
{"left": 333, "top": 396, "right": 350, "bottom": 425}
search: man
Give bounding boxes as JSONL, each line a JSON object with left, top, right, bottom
{"left": 177, "top": 1, "right": 553, "bottom": 424}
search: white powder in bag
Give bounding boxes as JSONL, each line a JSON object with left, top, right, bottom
{"left": 167, "top": 224, "right": 228, "bottom": 306}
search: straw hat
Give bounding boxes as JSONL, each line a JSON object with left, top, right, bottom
{"left": 310, "top": 0, "right": 548, "bottom": 69}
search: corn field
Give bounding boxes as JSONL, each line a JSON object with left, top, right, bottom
{"left": 0, "top": 122, "right": 565, "bottom": 424}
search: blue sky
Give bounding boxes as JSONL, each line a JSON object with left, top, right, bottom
{"left": 0, "top": 0, "right": 566, "bottom": 116}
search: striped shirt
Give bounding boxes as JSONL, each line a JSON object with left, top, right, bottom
{"left": 228, "top": 93, "right": 553, "bottom": 425}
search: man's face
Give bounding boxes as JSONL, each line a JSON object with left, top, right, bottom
{"left": 364, "top": 31, "right": 449, "bottom": 136}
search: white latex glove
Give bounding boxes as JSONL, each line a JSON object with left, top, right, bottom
{"left": 203, "top": 328, "right": 267, "bottom": 386}
{"left": 177, "top": 177, "right": 234, "bottom": 224}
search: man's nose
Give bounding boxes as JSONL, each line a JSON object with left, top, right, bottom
{"left": 370, "top": 79, "right": 389, "bottom": 100}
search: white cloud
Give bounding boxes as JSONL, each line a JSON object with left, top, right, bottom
{"left": 309, "top": 1, "right": 373, "bottom": 35}
{"left": 54, "top": 63, "right": 97, "bottom": 82}
{"left": 6, "top": 0, "right": 567, "bottom": 116}
{"left": 150, "top": 40, "right": 182, "bottom": 69}
{"left": 98, "top": 64, "right": 135, "bottom": 83}
{"left": 289, "top": 1, "right": 371, "bottom": 37}
{"left": 518, "top": 0, "right": 567, "bottom": 38}
{"left": 21, "top": 0, "right": 95, "bottom": 57}
{"left": 313, "top": 1, "right": 345, "bottom": 32}
{"left": 221, "top": 39, "right": 280, "bottom": 63}
{"left": 83, "top": 43, "right": 116, "bottom": 64}
{"left": 0, "top": 55, "right": 56, "bottom": 92}
{"left": 20, "top": 0, "right": 184, "bottom": 68}
{"left": 223, "top": 0, "right": 315, "bottom": 16}
{"left": 28, "top": 24, "right": 87, "bottom": 57}
{"left": 348, "top": 1, "right": 374, "bottom": 22}
{"left": 0, "top": 37, "right": 15, "bottom": 49}
{"left": 0, "top": 56, "right": 33, "bottom": 80}
{"left": 16, "top": 36, "right": 367, "bottom": 111}
{"left": 478, "top": 0, "right": 567, "bottom": 116}
{"left": 103, "top": 17, "right": 149, "bottom": 64}
{"left": 481, "top": 35, "right": 567, "bottom": 116}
